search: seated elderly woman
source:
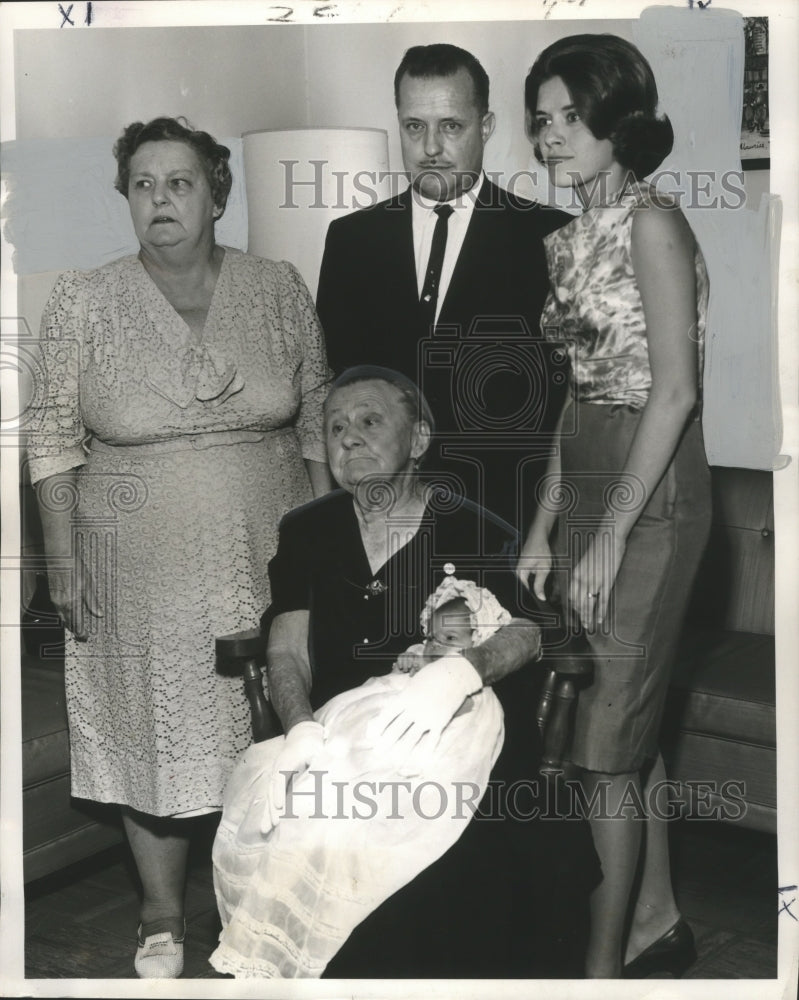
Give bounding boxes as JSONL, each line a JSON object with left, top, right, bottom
{"left": 210, "top": 366, "right": 599, "bottom": 979}
{"left": 212, "top": 574, "right": 512, "bottom": 978}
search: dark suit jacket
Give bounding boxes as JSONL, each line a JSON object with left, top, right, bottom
{"left": 316, "top": 179, "right": 572, "bottom": 529}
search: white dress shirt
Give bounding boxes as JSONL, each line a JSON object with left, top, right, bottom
{"left": 411, "top": 172, "right": 484, "bottom": 325}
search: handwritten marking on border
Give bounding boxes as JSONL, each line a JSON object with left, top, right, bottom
{"left": 778, "top": 886, "right": 798, "bottom": 921}
{"left": 266, "top": 5, "right": 294, "bottom": 21}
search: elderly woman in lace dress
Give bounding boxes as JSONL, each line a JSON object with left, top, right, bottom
{"left": 26, "top": 116, "right": 332, "bottom": 979}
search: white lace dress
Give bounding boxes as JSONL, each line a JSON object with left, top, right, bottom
{"left": 26, "top": 248, "right": 330, "bottom": 816}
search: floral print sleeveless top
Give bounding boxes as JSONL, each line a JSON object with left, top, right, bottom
{"left": 541, "top": 180, "right": 709, "bottom": 409}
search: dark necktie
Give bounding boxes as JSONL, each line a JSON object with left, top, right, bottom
{"left": 419, "top": 203, "right": 454, "bottom": 327}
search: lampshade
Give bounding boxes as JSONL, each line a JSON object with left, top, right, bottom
{"left": 242, "top": 128, "right": 391, "bottom": 299}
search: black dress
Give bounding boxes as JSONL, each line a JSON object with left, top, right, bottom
{"left": 264, "top": 489, "right": 600, "bottom": 977}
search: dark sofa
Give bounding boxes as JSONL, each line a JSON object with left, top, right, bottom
{"left": 662, "top": 466, "right": 776, "bottom": 833}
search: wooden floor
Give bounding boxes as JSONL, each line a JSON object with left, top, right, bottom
{"left": 23, "top": 815, "right": 778, "bottom": 981}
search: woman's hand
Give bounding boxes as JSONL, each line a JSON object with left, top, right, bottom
{"left": 35, "top": 472, "right": 102, "bottom": 642}
{"left": 515, "top": 527, "right": 553, "bottom": 600}
{"left": 570, "top": 525, "right": 627, "bottom": 631}
{"left": 46, "top": 557, "right": 102, "bottom": 641}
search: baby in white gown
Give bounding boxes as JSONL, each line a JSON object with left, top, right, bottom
{"left": 210, "top": 577, "right": 511, "bottom": 978}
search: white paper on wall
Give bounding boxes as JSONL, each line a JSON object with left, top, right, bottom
{"left": 0, "top": 135, "right": 248, "bottom": 274}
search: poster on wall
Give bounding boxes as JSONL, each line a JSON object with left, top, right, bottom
{"left": 741, "top": 15, "right": 770, "bottom": 168}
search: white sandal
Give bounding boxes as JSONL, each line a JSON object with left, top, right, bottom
{"left": 134, "top": 920, "right": 186, "bottom": 978}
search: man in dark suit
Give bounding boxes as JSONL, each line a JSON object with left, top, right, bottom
{"left": 315, "top": 47, "right": 597, "bottom": 978}
{"left": 317, "top": 42, "right": 572, "bottom": 532}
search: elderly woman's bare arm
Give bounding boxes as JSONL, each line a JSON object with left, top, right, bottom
{"left": 266, "top": 610, "right": 316, "bottom": 732}
{"left": 462, "top": 618, "right": 542, "bottom": 687}
{"left": 263, "top": 610, "right": 327, "bottom": 829}
{"left": 35, "top": 470, "right": 101, "bottom": 641}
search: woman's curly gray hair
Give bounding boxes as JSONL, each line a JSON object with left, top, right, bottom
{"left": 113, "top": 116, "right": 233, "bottom": 216}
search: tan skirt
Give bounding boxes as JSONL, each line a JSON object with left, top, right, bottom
{"left": 551, "top": 402, "right": 711, "bottom": 773}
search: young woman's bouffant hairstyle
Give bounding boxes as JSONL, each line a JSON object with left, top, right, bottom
{"left": 524, "top": 34, "right": 674, "bottom": 180}
{"left": 113, "top": 116, "right": 233, "bottom": 216}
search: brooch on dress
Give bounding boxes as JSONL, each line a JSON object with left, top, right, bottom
{"left": 365, "top": 579, "right": 387, "bottom": 598}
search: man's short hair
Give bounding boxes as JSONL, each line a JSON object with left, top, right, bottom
{"left": 394, "top": 43, "right": 489, "bottom": 115}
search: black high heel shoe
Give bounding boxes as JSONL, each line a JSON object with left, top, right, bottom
{"left": 622, "top": 918, "right": 697, "bottom": 979}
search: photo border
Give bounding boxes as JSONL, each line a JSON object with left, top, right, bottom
{"left": 1, "top": 2, "right": 797, "bottom": 999}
